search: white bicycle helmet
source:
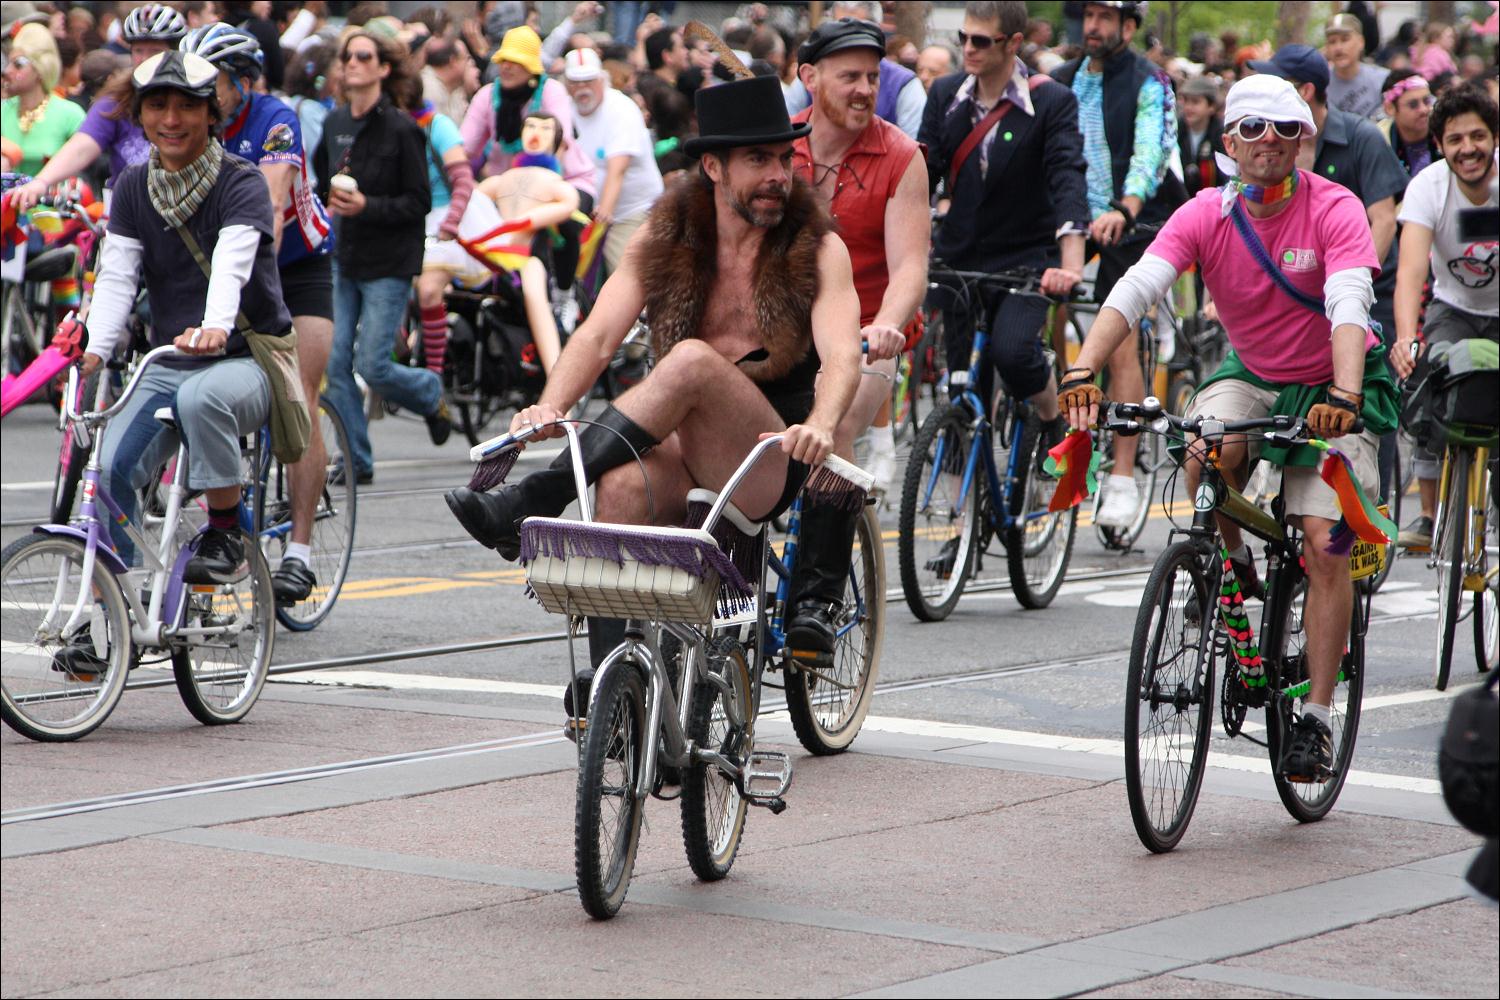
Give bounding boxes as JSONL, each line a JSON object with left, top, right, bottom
{"left": 1085, "top": 1, "right": 1148, "bottom": 24}
{"left": 121, "top": 3, "right": 188, "bottom": 43}
{"left": 180, "top": 23, "right": 265, "bottom": 81}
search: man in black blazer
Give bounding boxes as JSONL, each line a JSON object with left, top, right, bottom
{"left": 920, "top": 0, "right": 1089, "bottom": 457}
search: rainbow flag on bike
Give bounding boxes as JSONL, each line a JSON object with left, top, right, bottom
{"left": 1042, "top": 429, "right": 1100, "bottom": 512}
{"left": 1311, "top": 440, "right": 1398, "bottom": 553}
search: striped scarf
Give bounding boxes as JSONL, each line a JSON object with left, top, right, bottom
{"left": 146, "top": 140, "right": 223, "bottom": 229}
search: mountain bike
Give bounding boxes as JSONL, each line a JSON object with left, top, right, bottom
{"left": 1105, "top": 399, "right": 1370, "bottom": 852}
{"left": 898, "top": 266, "right": 1076, "bottom": 621}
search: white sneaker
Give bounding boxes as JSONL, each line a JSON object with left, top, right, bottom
{"left": 869, "top": 447, "right": 897, "bottom": 497}
{"left": 1095, "top": 474, "right": 1141, "bottom": 528}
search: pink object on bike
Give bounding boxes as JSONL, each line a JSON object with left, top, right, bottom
{"left": 0, "top": 314, "right": 86, "bottom": 418}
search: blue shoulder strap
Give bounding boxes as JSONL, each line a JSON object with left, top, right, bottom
{"left": 1228, "top": 198, "right": 1325, "bottom": 315}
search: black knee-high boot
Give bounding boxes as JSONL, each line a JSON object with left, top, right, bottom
{"left": 445, "top": 404, "right": 657, "bottom": 560}
{"left": 784, "top": 500, "right": 862, "bottom": 656}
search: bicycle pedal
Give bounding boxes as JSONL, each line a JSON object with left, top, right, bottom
{"left": 741, "top": 750, "right": 793, "bottom": 801}
{"left": 784, "top": 647, "right": 832, "bottom": 667}
{"left": 563, "top": 717, "right": 586, "bottom": 745}
{"left": 755, "top": 797, "right": 788, "bottom": 814}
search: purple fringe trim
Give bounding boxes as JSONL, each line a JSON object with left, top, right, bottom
{"left": 468, "top": 449, "right": 519, "bottom": 493}
{"left": 683, "top": 500, "right": 764, "bottom": 617}
{"left": 801, "top": 464, "right": 869, "bottom": 512}
{"left": 1325, "top": 519, "right": 1358, "bottom": 556}
{"left": 519, "top": 519, "right": 755, "bottom": 610}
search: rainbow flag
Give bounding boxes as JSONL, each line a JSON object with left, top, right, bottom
{"left": 1042, "top": 429, "right": 1100, "bottom": 512}
{"left": 1312, "top": 441, "right": 1398, "bottom": 554}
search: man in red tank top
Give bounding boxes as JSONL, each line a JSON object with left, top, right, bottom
{"left": 785, "top": 17, "right": 930, "bottom": 657}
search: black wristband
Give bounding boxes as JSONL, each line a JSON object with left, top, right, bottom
{"left": 1108, "top": 199, "right": 1136, "bottom": 229}
{"left": 1325, "top": 392, "right": 1360, "bottom": 415}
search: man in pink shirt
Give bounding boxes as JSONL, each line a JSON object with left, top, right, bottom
{"left": 1059, "top": 75, "right": 1397, "bottom": 786}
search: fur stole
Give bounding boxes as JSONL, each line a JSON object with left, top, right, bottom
{"left": 632, "top": 172, "right": 830, "bottom": 384}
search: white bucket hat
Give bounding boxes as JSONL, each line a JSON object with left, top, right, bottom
{"left": 563, "top": 48, "right": 604, "bottom": 82}
{"left": 1215, "top": 74, "right": 1316, "bottom": 180}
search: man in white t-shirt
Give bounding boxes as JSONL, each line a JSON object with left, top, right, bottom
{"left": 561, "top": 48, "right": 664, "bottom": 272}
{"left": 1391, "top": 84, "right": 1499, "bottom": 548}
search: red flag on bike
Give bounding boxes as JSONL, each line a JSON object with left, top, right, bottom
{"left": 1315, "top": 444, "right": 1397, "bottom": 553}
{"left": 1042, "top": 429, "right": 1099, "bottom": 512}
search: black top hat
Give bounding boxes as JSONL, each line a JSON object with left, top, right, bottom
{"left": 683, "top": 74, "right": 811, "bottom": 157}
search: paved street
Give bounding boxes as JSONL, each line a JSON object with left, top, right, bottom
{"left": 3, "top": 402, "right": 1496, "bottom": 998}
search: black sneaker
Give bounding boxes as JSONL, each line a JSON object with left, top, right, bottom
{"left": 184, "top": 528, "right": 249, "bottom": 585}
{"left": 1227, "top": 550, "right": 1265, "bottom": 602}
{"left": 51, "top": 624, "right": 107, "bottom": 679}
{"left": 1280, "top": 713, "right": 1334, "bottom": 783}
{"left": 1397, "top": 514, "right": 1433, "bottom": 551}
{"left": 426, "top": 399, "right": 452, "bottom": 446}
{"left": 924, "top": 537, "right": 961, "bottom": 579}
{"left": 786, "top": 599, "right": 839, "bottom": 658}
{"left": 272, "top": 557, "right": 317, "bottom": 606}
{"left": 328, "top": 460, "right": 373, "bottom": 486}
{"left": 1036, "top": 415, "right": 1068, "bottom": 475}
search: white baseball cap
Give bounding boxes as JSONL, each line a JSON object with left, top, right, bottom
{"left": 1223, "top": 73, "right": 1317, "bottom": 138}
{"left": 563, "top": 48, "right": 603, "bottom": 82}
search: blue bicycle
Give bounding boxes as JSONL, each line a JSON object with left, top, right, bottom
{"left": 898, "top": 266, "right": 1078, "bottom": 620}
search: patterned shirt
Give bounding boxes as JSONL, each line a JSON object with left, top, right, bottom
{"left": 1071, "top": 65, "right": 1175, "bottom": 218}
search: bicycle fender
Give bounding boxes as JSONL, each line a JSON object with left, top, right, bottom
{"left": 31, "top": 524, "right": 130, "bottom": 576}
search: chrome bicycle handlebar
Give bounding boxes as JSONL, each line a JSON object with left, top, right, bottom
{"left": 63, "top": 344, "right": 180, "bottom": 427}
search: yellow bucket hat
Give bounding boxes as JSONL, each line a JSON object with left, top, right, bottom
{"left": 491, "top": 25, "right": 543, "bottom": 76}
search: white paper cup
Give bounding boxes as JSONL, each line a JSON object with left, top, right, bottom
{"left": 330, "top": 173, "right": 359, "bottom": 194}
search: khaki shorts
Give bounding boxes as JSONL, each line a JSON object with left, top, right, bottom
{"left": 1186, "top": 378, "right": 1380, "bottom": 523}
{"left": 603, "top": 211, "right": 648, "bottom": 273}
{"left": 421, "top": 237, "right": 495, "bottom": 289}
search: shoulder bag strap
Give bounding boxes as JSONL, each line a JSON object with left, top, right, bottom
{"left": 173, "top": 223, "right": 255, "bottom": 336}
{"left": 1228, "top": 199, "right": 1325, "bottom": 315}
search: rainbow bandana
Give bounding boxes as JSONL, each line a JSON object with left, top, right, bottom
{"left": 1042, "top": 430, "right": 1101, "bottom": 512}
{"left": 1233, "top": 169, "right": 1298, "bottom": 206}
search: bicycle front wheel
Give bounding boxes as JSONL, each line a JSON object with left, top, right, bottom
{"left": 1, "top": 534, "right": 133, "bottom": 742}
{"left": 1474, "top": 465, "right": 1497, "bottom": 675}
{"left": 682, "top": 636, "right": 752, "bottom": 881}
{"left": 1435, "top": 449, "right": 1469, "bottom": 691}
{"left": 1007, "top": 411, "right": 1077, "bottom": 609}
{"left": 898, "top": 405, "right": 980, "bottom": 621}
{"left": 1124, "top": 540, "right": 1215, "bottom": 853}
{"left": 172, "top": 530, "right": 274, "bottom": 725}
{"left": 274, "top": 399, "right": 358, "bottom": 631}
{"left": 575, "top": 660, "right": 647, "bottom": 919}
{"left": 785, "top": 504, "right": 884, "bottom": 754}
{"left": 1268, "top": 587, "right": 1365, "bottom": 822}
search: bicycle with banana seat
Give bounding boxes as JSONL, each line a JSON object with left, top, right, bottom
{"left": 898, "top": 265, "right": 1078, "bottom": 620}
{"left": 471, "top": 423, "right": 871, "bottom": 918}
{"left": 1, "top": 345, "right": 274, "bottom": 741}
{"left": 1104, "top": 398, "right": 1371, "bottom": 852}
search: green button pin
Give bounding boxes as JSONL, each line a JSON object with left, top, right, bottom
{"left": 1003, "top": 130, "right": 1014, "bottom": 141}
{"left": 1327, "top": 164, "right": 1336, "bottom": 174}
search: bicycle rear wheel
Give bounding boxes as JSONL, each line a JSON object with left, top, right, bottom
{"left": 682, "top": 637, "right": 752, "bottom": 881}
{"left": 1435, "top": 449, "right": 1469, "bottom": 691}
{"left": 1007, "top": 410, "right": 1076, "bottom": 609}
{"left": 172, "top": 529, "right": 274, "bottom": 725}
{"left": 1474, "top": 467, "right": 1497, "bottom": 675}
{"left": 785, "top": 504, "right": 884, "bottom": 754}
{"left": 1, "top": 534, "right": 133, "bottom": 741}
{"left": 1124, "top": 540, "right": 1215, "bottom": 853}
{"left": 575, "top": 660, "right": 647, "bottom": 919}
{"left": 1268, "top": 587, "right": 1365, "bottom": 822}
{"left": 898, "top": 405, "right": 981, "bottom": 621}
{"left": 274, "top": 399, "right": 357, "bottom": 631}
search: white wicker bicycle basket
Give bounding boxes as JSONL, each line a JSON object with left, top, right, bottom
{"left": 519, "top": 517, "right": 754, "bottom": 625}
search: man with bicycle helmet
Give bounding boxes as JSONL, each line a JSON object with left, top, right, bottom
{"left": 180, "top": 22, "right": 335, "bottom": 606}
{"left": 1051, "top": 0, "right": 1186, "bottom": 529}
{"left": 8, "top": 3, "right": 186, "bottom": 212}
{"left": 1060, "top": 74, "right": 1397, "bottom": 784}
{"left": 80, "top": 50, "right": 295, "bottom": 585}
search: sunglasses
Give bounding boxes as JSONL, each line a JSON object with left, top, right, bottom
{"left": 342, "top": 49, "right": 378, "bottom": 64}
{"left": 5, "top": 55, "right": 32, "bottom": 72}
{"left": 1401, "top": 95, "right": 1437, "bottom": 110}
{"left": 956, "top": 30, "right": 1009, "bottom": 51}
{"left": 1227, "top": 117, "right": 1303, "bottom": 142}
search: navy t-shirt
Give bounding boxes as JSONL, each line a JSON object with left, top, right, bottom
{"left": 109, "top": 152, "right": 292, "bottom": 363}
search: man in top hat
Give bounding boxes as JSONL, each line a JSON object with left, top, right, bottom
{"left": 781, "top": 17, "right": 929, "bottom": 656}
{"left": 1060, "top": 74, "right": 1397, "bottom": 786}
{"left": 1323, "top": 12, "right": 1388, "bottom": 121}
{"left": 445, "top": 72, "right": 862, "bottom": 677}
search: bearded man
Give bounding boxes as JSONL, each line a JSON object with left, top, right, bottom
{"left": 783, "top": 17, "right": 928, "bottom": 656}
{"left": 445, "top": 72, "right": 862, "bottom": 671}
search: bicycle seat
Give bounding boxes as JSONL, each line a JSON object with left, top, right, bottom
{"left": 153, "top": 406, "right": 177, "bottom": 429}
{"left": 23, "top": 244, "right": 76, "bottom": 283}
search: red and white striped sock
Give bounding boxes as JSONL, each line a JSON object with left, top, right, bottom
{"left": 420, "top": 304, "right": 447, "bottom": 374}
